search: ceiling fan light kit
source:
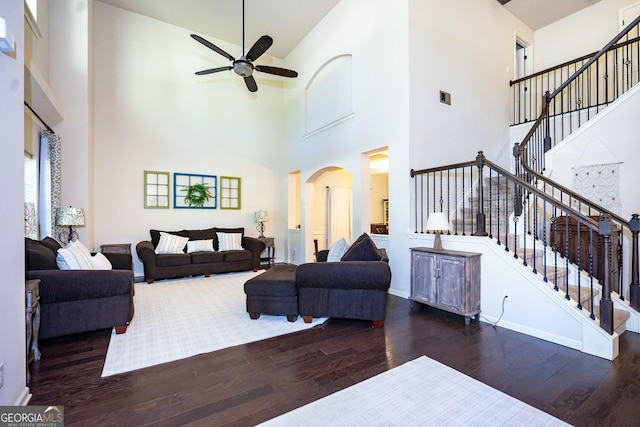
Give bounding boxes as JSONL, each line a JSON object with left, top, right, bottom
{"left": 191, "top": 0, "right": 298, "bottom": 92}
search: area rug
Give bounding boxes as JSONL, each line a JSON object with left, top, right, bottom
{"left": 102, "top": 271, "right": 326, "bottom": 377}
{"left": 259, "top": 356, "right": 569, "bottom": 426}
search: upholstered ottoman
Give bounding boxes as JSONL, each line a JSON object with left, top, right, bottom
{"left": 244, "top": 264, "right": 298, "bottom": 322}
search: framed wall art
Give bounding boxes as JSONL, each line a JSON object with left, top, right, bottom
{"left": 219, "top": 176, "right": 241, "bottom": 209}
{"left": 174, "top": 173, "right": 217, "bottom": 209}
{"left": 144, "top": 170, "right": 170, "bottom": 209}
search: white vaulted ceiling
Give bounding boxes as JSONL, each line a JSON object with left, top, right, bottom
{"left": 96, "top": 0, "right": 601, "bottom": 59}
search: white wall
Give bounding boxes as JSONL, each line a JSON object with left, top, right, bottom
{"left": 0, "top": 0, "right": 29, "bottom": 405}
{"left": 282, "top": 0, "right": 411, "bottom": 276}
{"left": 535, "top": 0, "right": 640, "bottom": 70}
{"left": 49, "top": 0, "right": 93, "bottom": 247}
{"left": 546, "top": 85, "right": 640, "bottom": 220}
{"left": 92, "top": 2, "right": 291, "bottom": 275}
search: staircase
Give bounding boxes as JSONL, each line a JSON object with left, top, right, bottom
{"left": 409, "top": 16, "right": 640, "bottom": 359}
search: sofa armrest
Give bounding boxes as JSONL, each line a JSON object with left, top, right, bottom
{"left": 26, "top": 269, "right": 134, "bottom": 304}
{"left": 296, "top": 261, "right": 391, "bottom": 291}
{"left": 136, "top": 240, "right": 157, "bottom": 280}
{"left": 242, "top": 236, "right": 266, "bottom": 270}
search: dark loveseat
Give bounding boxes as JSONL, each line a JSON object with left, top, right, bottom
{"left": 295, "top": 233, "right": 392, "bottom": 328}
{"left": 136, "top": 227, "right": 265, "bottom": 284}
{"left": 25, "top": 237, "right": 135, "bottom": 339}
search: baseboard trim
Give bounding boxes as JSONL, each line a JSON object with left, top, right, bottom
{"left": 15, "top": 387, "right": 32, "bottom": 406}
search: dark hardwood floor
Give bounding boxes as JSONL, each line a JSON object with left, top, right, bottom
{"left": 28, "top": 295, "right": 640, "bottom": 426}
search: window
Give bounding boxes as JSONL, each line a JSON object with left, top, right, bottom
{"left": 24, "top": 152, "right": 38, "bottom": 238}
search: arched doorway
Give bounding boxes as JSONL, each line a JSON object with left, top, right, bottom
{"left": 304, "top": 167, "right": 353, "bottom": 261}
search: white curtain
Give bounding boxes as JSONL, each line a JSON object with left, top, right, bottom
{"left": 39, "top": 130, "right": 63, "bottom": 241}
{"left": 327, "top": 186, "right": 352, "bottom": 247}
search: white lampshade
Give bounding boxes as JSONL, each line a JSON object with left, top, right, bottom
{"left": 56, "top": 207, "right": 85, "bottom": 226}
{"left": 254, "top": 210, "right": 269, "bottom": 223}
{"left": 426, "top": 212, "right": 450, "bottom": 232}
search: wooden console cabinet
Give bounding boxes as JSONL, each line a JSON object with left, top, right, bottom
{"left": 410, "top": 247, "right": 481, "bottom": 324}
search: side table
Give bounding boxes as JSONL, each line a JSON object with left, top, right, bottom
{"left": 26, "top": 279, "right": 41, "bottom": 384}
{"left": 101, "top": 243, "right": 133, "bottom": 271}
{"left": 100, "top": 243, "right": 132, "bottom": 254}
{"left": 258, "top": 237, "right": 275, "bottom": 269}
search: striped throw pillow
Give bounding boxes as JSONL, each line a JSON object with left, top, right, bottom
{"left": 155, "top": 232, "right": 189, "bottom": 254}
{"left": 217, "top": 232, "right": 243, "bottom": 251}
{"left": 56, "top": 246, "right": 93, "bottom": 269}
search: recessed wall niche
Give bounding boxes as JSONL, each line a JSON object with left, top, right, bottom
{"left": 305, "top": 54, "right": 354, "bottom": 137}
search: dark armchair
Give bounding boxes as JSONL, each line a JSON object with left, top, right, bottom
{"left": 296, "top": 233, "right": 391, "bottom": 328}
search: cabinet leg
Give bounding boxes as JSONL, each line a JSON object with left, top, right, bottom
{"left": 464, "top": 316, "right": 470, "bottom": 325}
{"left": 409, "top": 300, "right": 421, "bottom": 312}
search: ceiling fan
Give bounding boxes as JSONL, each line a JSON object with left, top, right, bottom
{"left": 190, "top": 0, "right": 298, "bottom": 92}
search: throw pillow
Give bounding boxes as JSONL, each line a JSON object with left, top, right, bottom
{"left": 25, "top": 238, "right": 58, "bottom": 270}
{"left": 326, "top": 237, "right": 350, "bottom": 262}
{"left": 68, "top": 240, "right": 92, "bottom": 258}
{"left": 56, "top": 245, "right": 93, "bottom": 270}
{"left": 341, "top": 233, "right": 381, "bottom": 262}
{"left": 90, "top": 252, "right": 113, "bottom": 270}
{"left": 217, "top": 232, "right": 243, "bottom": 251}
{"left": 186, "top": 239, "right": 215, "bottom": 253}
{"left": 155, "top": 232, "right": 189, "bottom": 254}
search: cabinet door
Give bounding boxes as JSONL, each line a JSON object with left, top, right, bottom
{"left": 411, "top": 251, "right": 437, "bottom": 303}
{"left": 436, "top": 255, "right": 465, "bottom": 311}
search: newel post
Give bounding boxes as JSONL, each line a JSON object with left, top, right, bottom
{"left": 473, "top": 151, "right": 488, "bottom": 237}
{"left": 629, "top": 214, "right": 640, "bottom": 310}
{"left": 543, "top": 91, "right": 552, "bottom": 154}
{"left": 599, "top": 215, "right": 614, "bottom": 334}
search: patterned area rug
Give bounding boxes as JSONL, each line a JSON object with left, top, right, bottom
{"left": 259, "top": 356, "right": 569, "bottom": 426}
{"left": 102, "top": 271, "right": 326, "bottom": 377}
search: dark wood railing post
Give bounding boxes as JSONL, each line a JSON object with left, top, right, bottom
{"left": 599, "top": 215, "right": 614, "bottom": 334}
{"left": 473, "top": 151, "right": 488, "bottom": 236}
{"left": 543, "top": 91, "right": 552, "bottom": 154}
{"left": 630, "top": 214, "right": 640, "bottom": 310}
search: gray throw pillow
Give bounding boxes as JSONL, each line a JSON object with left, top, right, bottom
{"left": 341, "top": 233, "right": 381, "bottom": 262}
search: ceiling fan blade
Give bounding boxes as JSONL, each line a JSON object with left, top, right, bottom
{"left": 255, "top": 65, "right": 298, "bottom": 78}
{"left": 244, "top": 75, "right": 258, "bottom": 92}
{"left": 191, "top": 34, "right": 235, "bottom": 62}
{"left": 195, "top": 66, "right": 233, "bottom": 75}
{"left": 246, "top": 35, "right": 273, "bottom": 62}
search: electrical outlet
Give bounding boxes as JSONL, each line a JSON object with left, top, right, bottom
{"left": 503, "top": 289, "right": 512, "bottom": 302}
{"left": 0, "top": 362, "right": 3, "bottom": 389}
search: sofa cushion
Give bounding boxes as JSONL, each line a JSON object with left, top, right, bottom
{"left": 217, "top": 232, "right": 243, "bottom": 251}
{"left": 25, "top": 238, "right": 58, "bottom": 270}
{"left": 213, "top": 227, "right": 244, "bottom": 250}
{"left": 222, "top": 250, "right": 252, "bottom": 262}
{"left": 155, "top": 232, "right": 190, "bottom": 254}
{"left": 90, "top": 252, "right": 113, "bottom": 270}
{"left": 150, "top": 229, "right": 189, "bottom": 248}
{"left": 187, "top": 228, "right": 217, "bottom": 241}
{"left": 40, "top": 237, "right": 62, "bottom": 255}
{"left": 191, "top": 251, "right": 225, "bottom": 264}
{"left": 56, "top": 242, "right": 94, "bottom": 270}
{"left": 156, "top": 253, "right": 191, "bottom": 267}
{"left": 327, "top": 238, "right": 350, "bottom": 262}
{"left": 341, "top": 233, "right": 381, "bottom": 262}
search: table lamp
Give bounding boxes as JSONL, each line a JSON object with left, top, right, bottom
{"left": 56, "top": 206, "right": 85, "bottom": 243}
{"left": 254, "top": 210, "right": 269, "bottom": 238}
{"left": 426, "top": 212, "right": 450, "bottom": 251}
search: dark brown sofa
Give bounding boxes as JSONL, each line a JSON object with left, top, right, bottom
{"left": 136, "top": 227, "right": 265, "bottom": 283}
{"left": 25, "top": 237, "right": 135, "bottom": 339}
